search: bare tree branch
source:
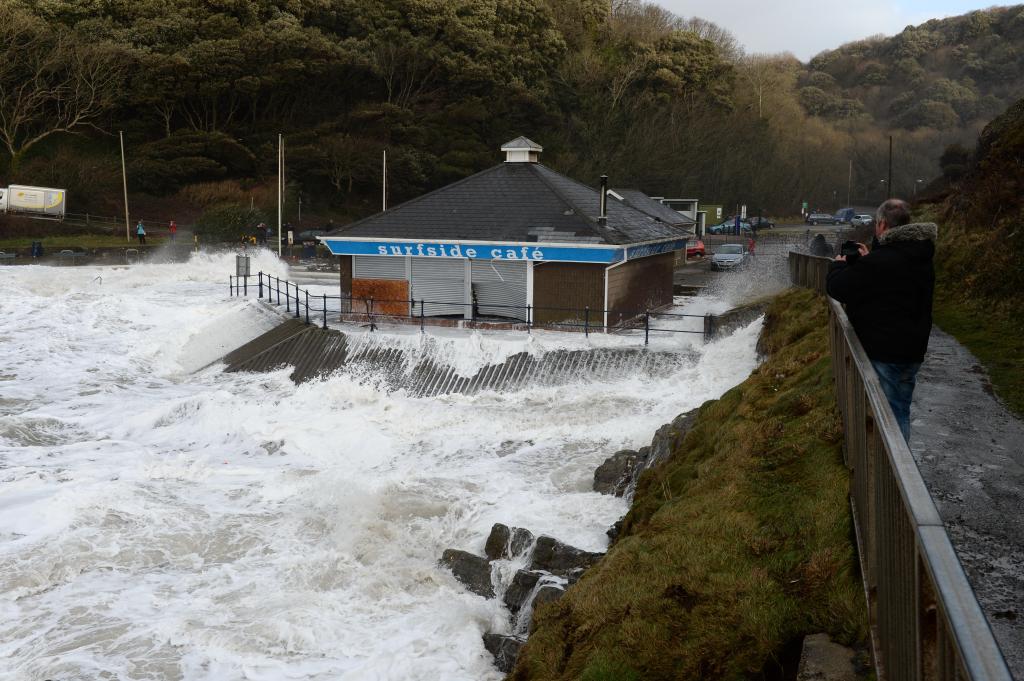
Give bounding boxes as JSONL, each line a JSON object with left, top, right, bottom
{"left": 0, "top": 7, "right": 123, "bottom": 169}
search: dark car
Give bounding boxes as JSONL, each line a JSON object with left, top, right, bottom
{"left": 748, "top": 216, "right": 775, "bottom": 230}
{"left": 297, "top": 229, "right": 326, "bottom": 242}
{"left": 708, "top": 219, "right": 752, "bottom": 235}
{"left": 805, "top": 212, "right": 836, "bottom": 226}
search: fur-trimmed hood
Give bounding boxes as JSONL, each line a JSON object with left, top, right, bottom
{"left": 878, "top": 222, "right": 938, "bottom": 246}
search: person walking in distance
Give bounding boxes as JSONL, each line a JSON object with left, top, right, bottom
{"left": 747, "top": 236, "right": 756, "bottom": 257}
{"left": 826, "top": 199, "right": 937, "bottom": 441}
{"left": 168, "top": 220, "right": 177, "bottom": 243}
{"left": 136, "top": 220, "right": 146, "bottom": 245}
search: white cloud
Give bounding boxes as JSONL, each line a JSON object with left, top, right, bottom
{"left": 658, "top": 0, "right": 993, "bottom": 61}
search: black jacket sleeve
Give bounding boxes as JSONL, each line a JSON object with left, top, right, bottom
{"left": 826, "top": 257, "right": 877, "bottom": 304}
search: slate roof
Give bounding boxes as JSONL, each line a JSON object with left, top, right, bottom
{"left": 326, "top": 162, "right": 690, "bottom": 246}
{"left": 611, "top": 189, "right": 696, "bottom": 228}
{"left": 500, "top": 136, "right": 542, "bottom": 151}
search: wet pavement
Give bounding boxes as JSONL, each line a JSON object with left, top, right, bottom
{"left": 912, "top": 328, "right": 1024, "bottom": 677}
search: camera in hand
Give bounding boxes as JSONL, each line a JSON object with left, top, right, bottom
{"left": 840, "top": 240, "right": 862, "bottom": 264}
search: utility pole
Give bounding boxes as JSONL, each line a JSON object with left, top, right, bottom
{"left": 119, "top": 131, "right": 130, "bottom": 242}
{"left": 277, "top": 133, "right": 283, "bottom": 257}
{"left": 382, "top": 148, "right": 387, "bottom": 211}
{"left": 887, "top": 136, "right": 893, "bottom": 199}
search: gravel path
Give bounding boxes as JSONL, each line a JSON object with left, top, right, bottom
{"left": 912, "top": 327, "right": 1024, "bottom": 677}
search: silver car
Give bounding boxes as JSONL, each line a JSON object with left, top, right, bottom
{"left": 710, "top": 244, "right": 748, "bottom": 271}
{"left": 851, "top": 214, "right": 874, "bottom": 227}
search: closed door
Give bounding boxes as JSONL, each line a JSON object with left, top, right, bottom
{"left": 471, "top": 260, "right": 527, "bottom": 321}
{"left": 411, "top": 257, "right": 467, "bottom": 317}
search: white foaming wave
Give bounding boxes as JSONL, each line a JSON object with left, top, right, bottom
{"left": 0, "top": 261, "right": 762, "bottom": 680}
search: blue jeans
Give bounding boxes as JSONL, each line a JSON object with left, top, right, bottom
{"left": 870, "top": 361, "right": 922, "bottom": 442}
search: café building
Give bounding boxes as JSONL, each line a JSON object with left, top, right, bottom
{"left": 320, "top": 137, "right": 693, "bottom": 327}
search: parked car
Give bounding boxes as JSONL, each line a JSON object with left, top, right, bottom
{"left": 748, "top": 216, "right": 775, "bottom": 230}
{"left": 851, "top": 214, "right": 874, "bottom": 227}
{"left": 297, "top": 229, "right": 326, "bottom": 242}
{"left": 710, "top": 243, "right": 748, "bottom": 271}
{"left": 805, "top": 212, "right": 836, "bottom": 226}
{"left": 833, "top": 207, "right": 856, "bottom": 224}
{"left": 686, "top": 239, "right": 705, "bottom": 258}
{"left": 708, "top": 219, "right": 752, "bottom": 235}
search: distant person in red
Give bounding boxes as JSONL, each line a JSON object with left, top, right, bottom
{"left": 747, "top": 237, "right": 755, "bottom": 256}
{"left": 168, "top": 220, "right": 177, "bottom": 242}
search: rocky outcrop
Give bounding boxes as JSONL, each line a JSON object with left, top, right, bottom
{"left": 593, "top": 449, "right": 641, "bottom": 496}
{"left": 483, "top": 633, "right": 526, "bottom": 673}
{"left": 484, "top": 523, "right": 535, "bottom": 560}
{"left": 530, "top": 535, "right": 603, "bottom": 578}
{"left": 530, "top": 583, "right": 566, "bottom": 612}
{"left": 593, "top": 408, "right": 699, "bottom": 502}
{"left": 438, "top": 524, "right": 599, "bottom": 672}
{"left": 446, "top": 407, "right": 704, "bottom": 673}
{"left": 503, "top": 569, "right": 542, "bottom": 617}
{"left": 502, "top": 569, "right": 567, "bottom": 624}
{"left": 439, "top": 548, "right": 494, "bottom": 598}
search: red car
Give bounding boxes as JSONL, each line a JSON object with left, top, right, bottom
{"left": 686, "top": 239, "right": 705, "bottom": 258}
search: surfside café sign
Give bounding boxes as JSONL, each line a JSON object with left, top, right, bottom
{"left": 321, "top": 238, "right": 686, "bottom": 264}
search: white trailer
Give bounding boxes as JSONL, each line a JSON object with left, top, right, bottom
{"left": 0, "top": 185, "right": 67, "bottom": 220}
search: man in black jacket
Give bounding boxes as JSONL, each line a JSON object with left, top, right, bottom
{"left": 826, "top": 199, "right": 937, "bottom": 441}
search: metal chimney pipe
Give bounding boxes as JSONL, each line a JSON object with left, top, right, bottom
{"left": 599, "top": 175, "right": 608, "bottom": 224}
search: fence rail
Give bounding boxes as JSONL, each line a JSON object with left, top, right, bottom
{"left": 230, "top": 271, "right": 711, "bottom": 345}
{"left": 790, "top": 251, "right": 1012, "bottom": 681}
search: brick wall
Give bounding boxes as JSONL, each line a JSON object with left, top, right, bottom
{"left": 532, "top": 262, "right": 605, "bottom": 325}
{"left": 606, "top": 252, "right": 674, "bottom": 327}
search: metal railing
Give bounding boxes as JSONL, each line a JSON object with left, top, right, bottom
{"left": 790, "top": 251, "right": 1012, "bottom": 681}
{"left": 229, "top": 271, "right": 710, "bottom": 345}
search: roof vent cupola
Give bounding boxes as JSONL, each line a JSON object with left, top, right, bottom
{"left": 501, "top": 136, "right": 542, "bottom": 163}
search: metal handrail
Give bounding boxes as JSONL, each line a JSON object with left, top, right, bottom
{"left": 790, "top": 250, "right": 1012, "bottom": 681}
{"left": 231, "top": 272, "right": 711, "bottom": 345}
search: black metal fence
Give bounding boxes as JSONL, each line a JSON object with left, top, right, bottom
{"left": 229, "top": 271, "right": 710, "bottom": 345}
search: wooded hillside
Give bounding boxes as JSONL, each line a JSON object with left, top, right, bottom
{"left": 0, "top": 0, "right": 1020, "bottom": 228}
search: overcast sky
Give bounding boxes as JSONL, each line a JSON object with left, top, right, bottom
{"left": 660, "top": 1, "right": 1014, "bottom": 61}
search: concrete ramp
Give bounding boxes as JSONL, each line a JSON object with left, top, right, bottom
{"left": 221, "top": 320, "right": 695, "bottom": 396}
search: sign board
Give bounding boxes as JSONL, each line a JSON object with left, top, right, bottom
{"left": 287, "top": 230, "right": 294, "bottom": 246}
{"left": 716, "top": 207, "right": 723, "bottom": 219}
{"left": 625, "top": 239, "right": 687, "bottom": 260}
{"left": 236, "top": 255, "right": 251, "bottom": 277}
{"left": 801, "top": 201, "right": 808, "bottom": 215}
{"left": 323, "top": 238, "right": 628, "bottom": 264}
{"left": 740, "top": 204, "right": 747, "bottom": 219}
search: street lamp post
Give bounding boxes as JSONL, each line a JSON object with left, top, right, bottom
{"left": 914, "top": 179, "right": 924, "bottom": 199}
{"left": 879, "top": 179, "right": 887, "bottom": 200}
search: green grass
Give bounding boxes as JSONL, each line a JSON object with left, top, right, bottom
{"left": 0, "top": 234, "right": 177, "bottom": 250}
{"left": 929, "top": 213, "right": 1024, "bottom": 418}
{"left": 511, "top": 288, "right": 867, "bottom": 681}
{"left": 933, "top": 295, "right": 1024, "bottom": 416}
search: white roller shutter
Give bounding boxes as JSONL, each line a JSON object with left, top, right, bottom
{"left": 411, "top": 257, "right": 466, "bottom": 317}
{"left": 471, "top": 260, "right": 528, "bottom": 321}
{"left": 353, "top": 255, "right": 407, "bottom": 280}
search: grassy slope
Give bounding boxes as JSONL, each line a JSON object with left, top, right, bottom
{"left": 511, "top": 288, "right": 866, "bottom": 681}
{"left": 932, "top": 240, "right": 1024, "bottom": 416}
{"left": 927, "top": 98, "right": 1024, "bottom": 416}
